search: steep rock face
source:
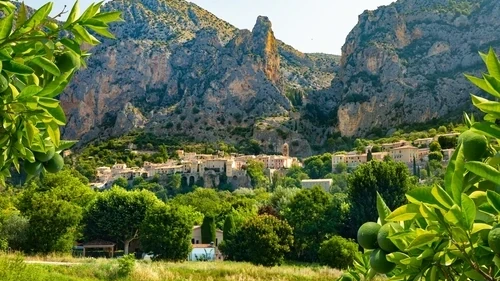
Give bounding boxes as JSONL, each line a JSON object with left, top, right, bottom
{"left": 328, "top": 0, "right": 500, "bottom": 136}
{"left": 252, "top": 16, "right": 281, "bottom": 86}
{"left": 60, "top": 0, "right": 338, "bottom": 148}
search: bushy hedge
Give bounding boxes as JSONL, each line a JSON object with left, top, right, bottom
{"left": 318, "top": 236, "right": 359, "bottom": 269}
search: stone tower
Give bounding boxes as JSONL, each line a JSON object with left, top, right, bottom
{"left": 282, "top": 143, "right": 289, "bottom": 157}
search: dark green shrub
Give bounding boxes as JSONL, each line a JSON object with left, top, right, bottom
{"left": 428, "top": 151, "right": 443, "bottom": 162}
{"left": 220, "top": 215, "right": 293, "bottom": 266}
{"left": 438, "top": 135, "right": 457, "bottom": 149}
{"left": 318, "top": 236, "right": 359, "bottom": 269}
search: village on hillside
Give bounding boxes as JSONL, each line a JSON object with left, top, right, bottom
{"left": 91, "top": 143, "right": 302, "bottom": 189}
{"left": 90, "top": 133, "right": 460, "bottom": 191}
{"left": 332, "top": 134, "right": 459, "bottom": 169}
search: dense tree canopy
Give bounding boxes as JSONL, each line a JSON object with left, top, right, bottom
{"left": 140, "top": 204, "right": 193, "bottom": 261}
{"left": 303, "top": 153, "right": 332, "bottom": 179}
{"left": 246, "top": 160, "right": 269, "bottom": 188}
{"left": 83, "top": 188, "right": 158, "bottom": 254}
{"left": 346, "top": 160, "right": 412, "bottom": 238}
{"left": 18, "top": 170, "right": 95, "bottom": 253}
{"left": 220, "top": 215, "right": 293, "bottom": 266}
{"left": 284, "top": 186, "right": 346, "bottom": 262}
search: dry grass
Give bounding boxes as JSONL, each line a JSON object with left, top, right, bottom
{"left": 131, "top": 261, "right": 342, "bottom": 281}
{"left": 0, "top": 253, "right": 344, "bottom": 281}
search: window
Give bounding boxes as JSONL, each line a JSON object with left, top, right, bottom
{"left": 191, "top": 239, "right": 195, "bottom": 244}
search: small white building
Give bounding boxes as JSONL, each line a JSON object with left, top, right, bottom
{"left": 301, "top": 179, "right": 333, "bottom": 192}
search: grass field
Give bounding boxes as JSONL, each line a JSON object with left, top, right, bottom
{"left": 0, "top": 254, "right": 345, "bottom": 281}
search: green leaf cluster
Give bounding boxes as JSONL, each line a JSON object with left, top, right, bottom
{"left": 347, "top": 48, "right": 500, "bottom": 281}
{"left": 0, "top": 0, "right": 121, "bottom": 185}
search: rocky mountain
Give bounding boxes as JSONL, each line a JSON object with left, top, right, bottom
{"left": 60, "top": 0, "right": 339, "bottom": 156}
{"left": 320, "top": 0, "right": 500, "bottom": 137}
{"left": 60, "top": 0, "right": 500, "bottom": 156}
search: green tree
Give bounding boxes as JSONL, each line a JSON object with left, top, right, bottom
{"left": 285, "top": 165, "right": 309, "bottom": 188}
{"left": 165, "top": 174, "right": 182, "bottom": 195}
{"left": 367, "top": 150, "right": 373, "bottom": 162}
{"left": 330, "top": 172, "right": 349, "bottom": 193}
{"left": 113, "top": 177, "right": 129, "bottom": 189}
{"left": 246, "top": 160, "right": 269, "bottom": 188}
{"left": 140, "top": 204, "right": 193, "bottom": 261}
{"left": 220, "top": 215, "right": 293, "bottom": 266}
{"left": 335, "top": 162, "right": 348, "bottom": 174}
{"left": 412, "top": 156, "right": 417, "bottom": 176}
{"left": 428, "top": 151, "right": 443, "bottom": 162}
{"left": 269, "top": 186, "right": 300, "bottom": 214}
{"left": 429, "top": 141, "right": 441, "bottom": 152}
{"left": 223, "top": 214, "right": 236, "bottom": 241}
{"left": 437, "top": 125, "right": 447, "bottom": 133}
{"left": 0, "top": 1, "right": 120, "bottom": 185}
{"left": 171, "top": 188, "right": 229, "bottom": 218}
{"left": 21, "top": 191, "right": 81, "bottom": 253}
{"left": 0, "top": 210, "right": 29, "bottom": 250}
{"left": 83, "top": 188, "right": 158, "bottom": 254}
{"left": 303, "top": 153, "right": 332, "bottom": 179}
{"left": 284, "top": 186, "right": 344, "bottom": 262}
{"left": 18, "top": 170, "right": 95, "bottom": 253}
{"left": 318, "top": 236, "right": 359, "bottom": 270}
{"left": 438, "top": 135, "right": 458, "bottom": 149}
{"left": 346, "top": 160, "right": 410, "bottom": 238}
{"left": 201, "top": 216, "right": 216, "bottom": 244}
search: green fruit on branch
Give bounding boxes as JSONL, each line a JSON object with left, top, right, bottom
{"left": 56, "top": 52, "right": 80, "bottom": 73}
{"left": 460, "top": 130, "right": 488, "bottom": 161}
{"left": 357, "top": 222, "right": 381, "bottom": 250}
{"left": 24, "top": 161, "right": 42, "bottom": 175}
{"left": 43, "top": 154, "right": 64, "bottom": 173}
{"left": 34, "top": 146, "right": 55, "bottom": 162}
{"left": 488, "top": 227, "right": 500, "bottom": 255}
{"left": 370, "top": 249, "right": 396, "bottom": 274}
{"left": 377, "top": 223, "right": 403, "bottom": 253}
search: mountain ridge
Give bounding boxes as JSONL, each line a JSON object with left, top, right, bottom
{"left": 60, "top": 0, "right": 339, "bottom": 157}
{"left": 320, "top": 0, "right": 498, "bottom": 137}
{"left": 59, "top": 0, "right": 500, "bottom": 156}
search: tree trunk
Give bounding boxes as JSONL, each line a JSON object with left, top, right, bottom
{"left": 124, "top": 238, "right": 135, "bottom": 255}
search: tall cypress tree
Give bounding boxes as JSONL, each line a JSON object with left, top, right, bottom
{"left": 367, "top": 150, "right": 373, "bottom": 162}
{"left": 413, "top": 156, "right": 417, "bottom": 176}
{"left": 223, "top": 215, "right": 236, "bottom": 241}
{"left": 201, "top": 216, "right": 216, "bottom": 244}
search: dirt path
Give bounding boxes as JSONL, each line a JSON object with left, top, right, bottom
{"left": 24, "top": 261, "right": 82, "bottom": 266}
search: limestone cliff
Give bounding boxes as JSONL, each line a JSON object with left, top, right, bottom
{"left": 60, "top": 0, "right": 338, "bottom": 151}
{"left": 323, "top": 0, "right": 500, "bottom": 137}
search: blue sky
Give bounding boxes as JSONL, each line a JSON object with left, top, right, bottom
{"left": 24, "top": 0, "right": 396, "bottom": 55}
